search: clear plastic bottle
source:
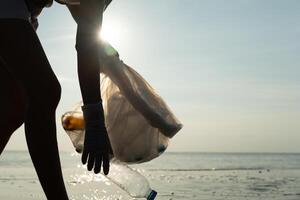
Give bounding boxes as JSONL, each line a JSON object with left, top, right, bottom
{"left": 107, "top": 159, "right": 157, "bottom": 200}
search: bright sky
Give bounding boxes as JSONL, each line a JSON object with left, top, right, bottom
{"left": 6, "top": 0, "right": 300, "bottom": 152}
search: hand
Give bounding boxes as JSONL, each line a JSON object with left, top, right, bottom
{"left": 82, "top": 123, "right": 113, "bottom": 175}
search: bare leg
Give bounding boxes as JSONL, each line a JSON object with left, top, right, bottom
{"left": 0, "top": 19, "right": 68, "bottom": 199}
{"left": 0, "top": 64, "right": 25, "bottom": 154}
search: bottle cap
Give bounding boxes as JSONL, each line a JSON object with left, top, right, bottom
{"left": 147, "top": 190, "right": 157, "bottom": 200}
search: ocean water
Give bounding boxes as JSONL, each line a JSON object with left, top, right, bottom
{"left": 1, "top": 151, "right": 300, "bottom": 200}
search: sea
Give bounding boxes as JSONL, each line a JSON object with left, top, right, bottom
{"left": 1, "top": 151, "right": 300, "bottom": 200}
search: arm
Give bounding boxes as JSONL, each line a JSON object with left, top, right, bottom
{"left": 76, "top": 0, "right": 103, "bottom": 104}
{"left": 68, "top": 1, "right": 112, "bottom": 175}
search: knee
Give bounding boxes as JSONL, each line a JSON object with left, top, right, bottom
{"left": 49, "top": 78, "right": 62, "bottom": 109}
{"left": 28, "top": 77, "right": 61, "bottom": 111}
{"left": 6, "top": 114, "right": 24, "bottom": 133}
{"left": 43, "top": 77, "right": 61, "bottom": 110}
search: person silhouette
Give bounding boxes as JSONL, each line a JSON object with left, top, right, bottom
{"left": 0, "top": 0, "right": 112, "bottom": 199}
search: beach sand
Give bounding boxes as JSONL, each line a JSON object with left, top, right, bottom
{"left": 1, "top": 151, "right": 300, "bottom": 200}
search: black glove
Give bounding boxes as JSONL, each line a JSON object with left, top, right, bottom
{"left": 81, "top": 103, "right": 113, "bottom": 175}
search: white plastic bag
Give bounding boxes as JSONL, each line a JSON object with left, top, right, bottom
{"left": 61, "top": 42, "right": 182, "bottom": 163}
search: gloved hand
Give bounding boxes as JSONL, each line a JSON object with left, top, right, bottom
{"left": 81, "top": 103, "right": 113, "bottom": 175}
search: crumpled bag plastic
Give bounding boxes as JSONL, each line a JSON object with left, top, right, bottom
{"left": 61, "top": 42, "right": 182, "bottom": 164}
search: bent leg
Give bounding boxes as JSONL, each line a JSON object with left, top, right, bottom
{"left": 0, "top": 63, "right": 25, "bottom": 154}
{"left": 0, "top": 19, "right": 68, "bottom": 200}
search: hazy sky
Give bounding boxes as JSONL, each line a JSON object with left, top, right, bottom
{"left": 6, "top": 0, "right": 300, "bottom": 152}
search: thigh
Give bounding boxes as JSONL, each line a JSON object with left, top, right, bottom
{"left": 0, "top": 60, "right": 25, "bottom": 144}
{"left": 0, "top": 19, "right": 59, "bottom": 98}
{"left": 0, "top": 60, "right": 25, "bottom": 116}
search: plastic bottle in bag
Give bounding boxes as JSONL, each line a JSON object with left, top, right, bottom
{"left": 107, "top": 159, "right": 157, "bottom": 200}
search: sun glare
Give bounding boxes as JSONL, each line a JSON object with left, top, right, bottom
{"left": 98, "top": 20, "right": 122, "bottom": 45}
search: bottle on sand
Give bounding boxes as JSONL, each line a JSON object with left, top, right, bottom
{"left": 107, "top": 159, "right": 157, "bottom": 200}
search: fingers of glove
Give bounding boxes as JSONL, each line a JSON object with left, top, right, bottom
{"left": 103, "top": 153, "right": 110, "bottom": 175}
{"left": 94, "top": 155, "right": 102, "bottom": 174}
{"left": 82, "top": 150, "right": 88, "bottom": 164}
{"left": 87, "top": 153, "right": 95, "bottom": 171}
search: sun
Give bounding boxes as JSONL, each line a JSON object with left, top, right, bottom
{"left": 98, "top": 20, "right": 121, "bottom": 45}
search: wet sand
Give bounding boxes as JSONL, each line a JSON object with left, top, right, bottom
{"left": 1, "top": 152, "right": 300, "bottom": 200}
